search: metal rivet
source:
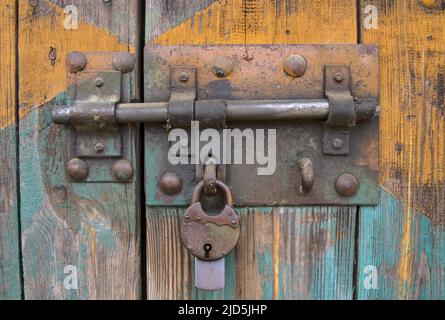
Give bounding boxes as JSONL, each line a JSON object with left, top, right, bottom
{"left": 335, "top": 173, "right": 359, "bottom": 197}
{"left": 179, "top": 72, "right": 189, "bottom": 83}
{"left": 212, "top": 56, "right": 234, "bottom": 78}
{"left": 159, "top": 173, "right": 183, "bottom": 195}
{"left": 334, "top": 73, "right": 344, "bottom": 82}
{"left": 421, "top": 0, "right": 438, "bottom": 8}
{"left": 111, "top": 160, "right": 133, "bottom": 182}
{"left": 94, "top": 142, "right": 105, "bottom": 153}
{"left": 66, "top": 52, "right": 86, "bottom": 73}
{"left": 196, "top": 217, "right": 202, "bottom": 222}
{"left": 283, "top": 54, "right": 307, "bottom": 77}
{"left": 185, "top": 215, "right": 190, "bottom": 220}
{"left": 67, "top": 158, "right": 89, "bottom": 181}
{"left": 231, "top": 219, "right": 237, "bottom": 225}
{"left": 95, "top": 78, "right": 104, "bottom": 87}
{"left": 49, "top": 47, "right": 57, "bottom": 64}
{"left": 53, "top": 185, "right": 68, "bottom": 202}
{"left": 29, "top": 0, "right": 38, "bottom": 7}
{"left": 331, "top": 138, "right": 344, "bottom": 149}
{"left": 112, "top": 52, "right": 135, "bottom": 73}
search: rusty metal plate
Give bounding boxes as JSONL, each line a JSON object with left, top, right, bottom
{"left": 63, "top": 52, "right": 136, "bottom": 183}
{"left": 144, "top": 44, "right": 379, "bottom": 206}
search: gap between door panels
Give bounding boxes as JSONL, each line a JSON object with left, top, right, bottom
{"left": 138, "top": 0, "right": 148, "bottom": 301}
{"left": 352, "top": 0, "right": 363, "bottom": 301}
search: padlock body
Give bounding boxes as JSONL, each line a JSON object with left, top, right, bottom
{"left": 180, "top": 203, "right": 240, "bottom": 261}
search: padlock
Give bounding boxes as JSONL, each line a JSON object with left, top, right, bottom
{"left": 180, "top": 180, "right": 240, "bottom": 261}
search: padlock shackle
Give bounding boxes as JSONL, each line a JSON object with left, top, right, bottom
{"left": 191, "top": 180, "right": 233, "bottom": 207}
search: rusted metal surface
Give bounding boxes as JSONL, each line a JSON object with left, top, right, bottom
{"left": 180, "top": 181, "right": 240, "bottom": 261}
{"left": 283, "top": 54, "right": 308, "bottom": 77}
{"left": 144, "top": 44, "right": 379, "bottom": 206}
{"left": 168, "top": 66, "right": 196, "bottom": 128}
{"left": 53, "top": 52, "right": 135, "bottom": 183}
{"left": 159, "top": 172, "right": 183, "bottom": 195}
{"left": 144, "top": 44, "right": 378, "bottom": 102}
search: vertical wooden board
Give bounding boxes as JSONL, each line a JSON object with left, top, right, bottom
{"left": 357, "top": 1, "right": 445, "bottom": 299}
{"left": 145, "top": 0, "right": 359, "bottom": 299}
{"left": 0, "top": 1, "right": 22, "bottom": 300}
{"left": 146, "top": 207, "right": 356, "bottom": 299}
{"left": 19, "top": 0, "right": 141, "bottom": 299}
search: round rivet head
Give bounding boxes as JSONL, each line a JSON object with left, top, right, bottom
{"left": 66, "top": 52, "right": 86, "bottom": 73}
{"left": 334, "top": 73, "right": 344, "bottom": 82}
{"left": 95, "top": 78, "right": 104, "bottom": 87}
{"left": 336, "top": 173, "right": 359, "bottom": 197}
{"left": 421, "top": 0, "right": 438, "bottom": 8}
{"left": 67, "top": 158, "right": 89, "bottom": 181}
{"left": 112, "top": 52, "right": 135, "bottom": 73}
{"left": 111, "top": 160, "right": 133, "bottom": 182}
{"left": 179, "top": 72, "right": 189, "bottom": 82}
{"left": 159, "top": 173, "right": 183, "bottom": 195}
{"left": 94, "top": 142, "right": 105, "bottom": 153}
{"left": 331, "top": 138, "right": 344, "bottom": 149}
{"left": 283, "top": 54, "right": 307, "bottom": 77}
{"left": 212, "top": 56, "right": 234, "bottom": 78}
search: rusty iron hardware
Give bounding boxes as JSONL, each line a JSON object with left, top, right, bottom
{"left": 180, "top": 180, "right": 240, "bottom": 261}
{"left": 52, "top": 45, "right": 379, "bottom": 205}
{"left": 52, "top": 52, "right": 136, "bottom": 182}
{"left": 143, "top": 44, "right": 379, "bottom": 205}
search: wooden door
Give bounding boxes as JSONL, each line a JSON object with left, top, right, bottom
{"left": 0, "top": 0, "right": 444, "bottom": 300}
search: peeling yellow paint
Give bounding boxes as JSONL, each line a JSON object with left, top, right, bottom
{"left": 152, "top": 0, "right": 357, "bottom": 45}
{"left": 16, "top": 0, "right": 134, "bottom": 128}
{"left": 0, "top": 1, "right": 16, "bottom": 130}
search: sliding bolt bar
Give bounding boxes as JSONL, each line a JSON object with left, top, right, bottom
{"left": 113, "top": 99, "right": 330, "bottom": 124}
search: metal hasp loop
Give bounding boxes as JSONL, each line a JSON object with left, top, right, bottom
{"left": 323, "top": 65, "right": 377, "bottom": 155}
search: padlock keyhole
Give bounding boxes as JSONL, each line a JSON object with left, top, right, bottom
{"left": 204, "top": 243, "right": 212, "bottom": 258}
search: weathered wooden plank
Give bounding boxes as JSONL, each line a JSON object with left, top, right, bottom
{"left": 146, "top": 207, "right": 356, "bottom": 300}
{"left": 19, "top": 0, "right": 141, "bottom": 299}
{"left": 0, "top": 1, "right": 22, "bottom": 300}
{"left": 149, "top": 0, "right": 358, "bottom": 45}
{"left": 145, "top": 0, "right": 358, "bottom": 300}
{"left": 357, "top": 0, "right": 445, "bottom": 299}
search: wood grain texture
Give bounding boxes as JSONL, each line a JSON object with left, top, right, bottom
{"left": 148, "top": 0, "right": 357, "bottom": 44}
{"left": 357, "top": 0, "right": 445, "bottom": 299}
{"left": 0, "top": 1, "right": 22, "bottom": 300}
{"left": 146, "top": 207, "right": 356, "bottom": 300}
{"left": 145, "top": 0, "right": 358, "bottom": 300}
{"left": 18, "top": 0, "right": 136, "bottom": 124}
{"left": 19, "top": 0, "right": 141, "bottom": 299}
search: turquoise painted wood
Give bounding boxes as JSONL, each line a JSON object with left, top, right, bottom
{"left": 146, "top": 207, "right": 356, "bottom": 299}
{"left": 0, "top": 125, "right": 22, "bottom": 300}
{"left": 0, "top": 0, "right": 22, "bottom": 300}
{"left": 357, "top": 190, "right": 445, "bottom": 300}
